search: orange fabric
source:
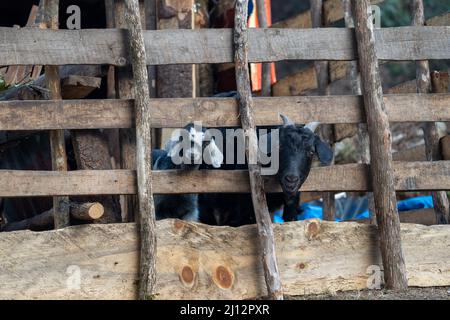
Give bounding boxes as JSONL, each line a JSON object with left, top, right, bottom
{"left": 249, "top": 0, "right": 276, "bottom": 92}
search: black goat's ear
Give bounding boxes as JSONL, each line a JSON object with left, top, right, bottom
{"left": 314, "top": 136, "right": 334, "bottom": 165}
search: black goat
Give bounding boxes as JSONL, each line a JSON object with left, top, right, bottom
{"left": 152, "top": 123, "right": 223, "bottom": 221}
{"left": 198, "top": 114, "right": 333, "bottom": 225}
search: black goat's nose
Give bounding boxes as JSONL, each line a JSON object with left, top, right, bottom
{"left": 284, "top": 175, "right": 299, "bottom": 183}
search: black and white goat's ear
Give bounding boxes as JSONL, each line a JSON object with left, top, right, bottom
{"left": 167, "top": 141, "right": 183, "bottom": 158}
{"left": 203, "top": 138, "right": 224, "bottom": 168}
{"left": 314, "top": 136, "right": 334, "bottom": 165}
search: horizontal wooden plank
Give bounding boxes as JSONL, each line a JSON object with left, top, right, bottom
{"left": 1, "top": 93, "right": 450, "bottom": 130}
{"left": 1, "top": 219, "right": 449, "bottom": 299}
{"left": 0, "top": 161, "right": 448, "bottom": 196}
{"left": 1, "top": 27, "right": 450, "bottom": 66}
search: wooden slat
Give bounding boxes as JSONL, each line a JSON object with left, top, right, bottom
{"left": 1, "top": 27, "right": 450, "bottom": 65}
{"left": 0, "top": 161, "right": 448, "bottom": 196}
{"left": 1, "top": 93, "right": 449, "bottom": 130}
{"left": 1, "top": 219, "right": 449, "bottom": 300}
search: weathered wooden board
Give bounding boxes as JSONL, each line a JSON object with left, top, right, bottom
{"left": 1, "top": 27, "right": 450, "bottom": 65}
{"left": 1, "top": 219, "right": 449, "bottom": 299}
{"left": 0, "top": 161, "right": 448, "bottom": 196}
{"left": 1, "top": 93, "right": 449, "bottom": 130}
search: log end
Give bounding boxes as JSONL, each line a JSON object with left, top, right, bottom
{"left": 88, "top": 203, "right": 105, "bottom": 220}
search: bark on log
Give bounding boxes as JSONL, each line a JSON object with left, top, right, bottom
{"left": 234, "top": 0, "right": 283, "bottom": 300}
{"left": 1, "top": 220, "right": 450, "bottom": 300}
{"left": 71, "top": 130, "right": 122, "bottom": 223}
{"left": 352, "top": 0, "right": 408, "bottom": 290}
{"left": 42, "top": 0, "right": 70, "bottom": 229}
{"left": 1, "top": 202, "right": 104, "bottom": 232}
{"left": 124, "top": 0, "right": 157, "bottom": 300}
{"left": 412, "top": 0, "right": 449, "bottom": 225}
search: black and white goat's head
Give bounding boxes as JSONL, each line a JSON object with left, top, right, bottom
{"left": 165, "top": 123, "right": 224, "bottom": 170}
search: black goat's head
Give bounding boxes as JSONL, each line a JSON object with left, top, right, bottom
{"left": 165, "top": 123, "right": 224, "bottom": 170}
{"left": 277, "top": 114, "right": 333, "bottom": 196}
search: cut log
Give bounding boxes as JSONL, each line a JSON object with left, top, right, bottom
{"left": 1, "top": 220, "right": 449, "bottom": 300}
{"left": 352, "top": 0, "right": 407, "bottom": 290}
{"left": 234, "top": 0, "right": 283, "bottom": 300}
{"left": 71, "top": 130, "right": 122, "bottom": 223}
{"left": 124, "top": 0, "right": 157, "bottom": 300}
{"left": 1, "top": 202, "right": 105, "bottom": 232}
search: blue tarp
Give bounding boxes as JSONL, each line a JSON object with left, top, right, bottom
{"left": 273, "top": 196, "right": 434, "bottom": 223}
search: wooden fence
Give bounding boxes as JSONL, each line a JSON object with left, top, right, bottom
{"left": 1, "top": 0, "right": 450, "bottom": 299}
{"left": 0, "top": 25, "right": 449, "bottom": 197}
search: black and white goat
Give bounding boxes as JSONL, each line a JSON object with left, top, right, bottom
{"left": 152, "top": 123, "right": 223, "bottom": 221}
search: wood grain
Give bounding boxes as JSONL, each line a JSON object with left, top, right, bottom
{"left": 124, "top": 0, "right": 157, "bottom": 300}
{"left": 1, "top": 219, "right": 449, "bottom": 299}
{"left": 1, "top": 27, "right": 450, "bottom": 65}
{"left": 0, "top": 161, "right": 448, "bottom": 196}
{"left": 1, "top": 93, "right": 449, "bottom": 130}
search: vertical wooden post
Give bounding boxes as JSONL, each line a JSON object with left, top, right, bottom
{"left": 41, "top": 0, "right": 70, "bottom": 229}
{"left": 310, "top": 0, "right": 335, "bottom": 221}
{"left": 411, "top": 0, "right": 449, "bottom": 225}
{"left": 115, "top": 0, "right": 138, "bottom": 223}
{"left": 234, "top": 0, "right": 283, "bottom": 300}
{"left": 342, "top": 0, "right": 375, "bottom": 224}
{"left": 255, "top": 0, "right": 271, "bottom": 97}
{"left": 352, "top": 0, "right": 408, "bottom": 290}
{"left": 124, "top": 0, "right": 157, "bottom": 300}
{"left": 144, "top": 0, "right": 160, "bottom": 149}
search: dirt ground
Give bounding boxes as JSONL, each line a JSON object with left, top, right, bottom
{"left": 288, "top": 287, "right": 450, "bottom": 300}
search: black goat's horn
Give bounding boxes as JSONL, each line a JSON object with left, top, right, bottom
{"left": 280, "top": 114, "right": 294, "bottom": 126}
{"left": 305, "top": 122, "right": 320, "bottom": 133}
